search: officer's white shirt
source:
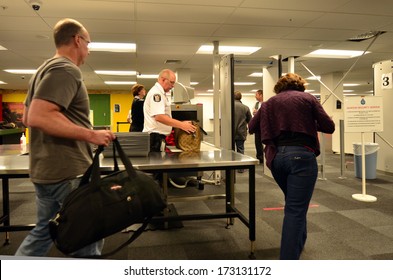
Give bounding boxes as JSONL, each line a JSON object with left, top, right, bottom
{"left": 143, "top": 82, "right": 172, "bottom": 135}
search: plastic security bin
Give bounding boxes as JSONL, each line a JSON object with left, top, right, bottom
{"left": 353, "top": 143, "right": 379, "bottom": 179}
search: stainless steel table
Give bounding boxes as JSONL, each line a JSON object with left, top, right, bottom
{"left": 0, "top": 144, "right": 258, "bottom": 258}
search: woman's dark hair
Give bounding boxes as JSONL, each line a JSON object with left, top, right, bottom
{"left": 131, "top": 84, "right": 145, "bottom": 97}
{"left": 273, "top": 73, "right": 307, "bottom": 94}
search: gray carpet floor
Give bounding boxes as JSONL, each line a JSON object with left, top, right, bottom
{"left": 1, "top": 135, "right": 392, "bottom": 260}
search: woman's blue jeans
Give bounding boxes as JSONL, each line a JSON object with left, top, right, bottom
{"left": 15, "top": 178, "right": 104, "bottom": 257}
{"left": 271, "top": 146, "right": 318, "bottom": 260}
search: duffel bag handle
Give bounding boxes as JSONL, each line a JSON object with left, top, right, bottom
{"left": 111, "top": 138, "right": 137, "bottom": 177}
{"left": 79, "top": 139, "right": 137, "bottom": 188}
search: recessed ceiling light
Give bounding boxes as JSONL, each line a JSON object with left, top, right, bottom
{"left": 197, "top": 45, "right": 261, "bottom": 55}
{"left": 164, "top": 59, "right": 182, "bottom": 64}
{"left": 343, "top": 83, "right": 360, "bottom": 87}
{"left": 137, "top": 74, "right": 158, "bottom": 79}
{"left": 89, "top": 43, "right": 136, "bottom": 52}
{"left": 95, "top": 70, "right": 138, "bottom": 76}
{"left": 4, "top": 69, "right": 37, "bottom": 74}
{"left": 104, "top": 81, "right": 136, "bottom": 85}
{"left": 304, "top": 49, "right": 369, "bottom": 59}
{"left": 234, "top": 82, "right": 256, "bottom": 86}
{"left": 306, "top": 76, "right": 321, "bottom": 80}
{"left": 190, "top": 82, "right": 199, "bottom": 85}
{"left": 0, "top": 81, "right": 7, "bottom": 84}
{"left": 242, "top": 93, "right": 256, "bottom": 96}
{"left": 249, "top": 72, "right": 263, "bottom": 77}
{"left": 0, "top": 45, "right": 7, "bottom": 51}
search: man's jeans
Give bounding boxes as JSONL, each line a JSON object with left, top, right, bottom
{"left": 271, "top": 146, "right": 318, "bottom": 260}
{"left": 15, "top": 178, "right": 104, "bottom": 257}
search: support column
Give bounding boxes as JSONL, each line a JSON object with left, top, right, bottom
{"left": 287, "top": 56, "right": 295, "bottom": 73}
{"left": 320, "top": 72, "right": 343, "bottom": 153}
{"left": 213, "top": 41, "right": 220, "bottom": 147}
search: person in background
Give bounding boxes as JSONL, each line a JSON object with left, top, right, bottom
{"left": 252, "top": 89, "right": 264, "bottom": 164}
{"left": 143, "top": 69, "right": 196, "bottom": 152}
{"left": 249, "top": 73, "right": 335, "bottom": 260}
{"left": 129, "top": 84, "right": 146, "bottom": 132}
{"left": 234, "top": 91, "right": 252, "bottom": 173}
{"left": 15, "top": 18, "right": 115, "bottom": 257}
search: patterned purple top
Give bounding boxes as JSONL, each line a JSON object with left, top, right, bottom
{"left": 249, "top": 90, "right": 335, "bottom": 169}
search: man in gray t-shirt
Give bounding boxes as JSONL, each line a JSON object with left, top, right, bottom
{"left": 15, "top": 18, "right": 115, "bottom": 258}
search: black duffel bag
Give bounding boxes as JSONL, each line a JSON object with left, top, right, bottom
{"left": 49, "top": 138, "right": 166, "bottom": 257}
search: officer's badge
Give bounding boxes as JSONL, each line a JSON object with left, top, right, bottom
{"left": 153, "top": 94, "right": 161, "bottom": 102}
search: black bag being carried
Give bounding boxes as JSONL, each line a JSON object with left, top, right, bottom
{"left": 49, "top": 138, "right": 166, "bottom": 257}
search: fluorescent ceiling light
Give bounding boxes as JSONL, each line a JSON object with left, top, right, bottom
{"left": 304, "top": 49, "right": 369, "bottom": 59}
{"left": 343, "top": 89, "right": 354, "bottom": 92}
{"left": 306, "top": 76, "right": 321, "bottom": 80}
{"left": 0, "top": 81, "right": 6, "bottom": 84}
{"left": 343, "top": 83, "right": 360, "bottom": 87}
{"left": 305, "top": 89, "right": 315, "bottom": 93}
{"left": 89, "top": 43, "right": 136, "bottom": 52}
{"left": 242, "top": 93, "right": 256, "bottom": 96}
{"left": 104, "top": 81, "right": 136, "bottom": 85}
{"left": 190, "top": 82, "right": 199, "bottom": 86}
{"left": 197, "top": 45, "right": 261, "bottom": 55}
{"left": 138, "top": 74, "right": 159, "bottom": 79}
{"left": 95, "top": 70, "right": 138, "bottom": 76}
{"left": 249, "top": 72, "right": 263, "bottom": 77}
{"left": 234, "top": 82, "right": 256, "bottom": 86}
{"left": 196, "top": 93, "right": 213, "bottom": 96}
{"left": 0, "top": 45, "right": 7, "bottom": 51}
{"left": 4, "top": 69, "right": 37, "bottom": 74}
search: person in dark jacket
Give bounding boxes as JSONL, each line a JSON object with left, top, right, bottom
{"left": 129, "top": 84, "right": 146, "bottom": 132}
{"left": 234, "top": 91, "right": 252, "bottom": 173}
{"left": 252, "top": 89, "right": 264, "bottom": 163}
{"left": 249, "top": 73, "right": 335, "bottom": 260}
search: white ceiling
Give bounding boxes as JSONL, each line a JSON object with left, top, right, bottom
{"left": 1, "top": 0, "right": 393, "bottom": 95}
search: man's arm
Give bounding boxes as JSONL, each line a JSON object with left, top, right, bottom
{"left": 25, "top": 99, "right": 115, "bottom": 146}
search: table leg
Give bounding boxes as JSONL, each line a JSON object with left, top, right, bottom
{"left": 248, "top": 165, "right": 256, "bottom": 259}
{"left": 225, "top": 169, "right": 235, "bottom": 227}
{"left": 2, "top": 177, "right": 10, "bottom": 245}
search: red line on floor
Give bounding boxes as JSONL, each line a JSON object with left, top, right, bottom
{"left": 263, "top": 204, "right": 319, "bottom": 211}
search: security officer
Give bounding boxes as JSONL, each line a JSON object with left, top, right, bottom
{"left": 143, "top": 69, "right": 196, "bottom": 152}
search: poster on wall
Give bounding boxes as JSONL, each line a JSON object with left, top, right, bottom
{"left": 344, "top": 96, "right": 383, "bottom": 133}
{"left": 1, "top": 102, "right": 24, "bottom": 128}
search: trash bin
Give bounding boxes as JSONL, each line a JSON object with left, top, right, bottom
{"left": 353, "top": 143, "right": 379, "bottom": 179}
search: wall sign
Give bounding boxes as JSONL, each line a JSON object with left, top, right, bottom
{"left": 381, "top": 72, "right": 392, "bottom": 89}
{"left": 344, "top": 96, "right": 383, "bottom": 133}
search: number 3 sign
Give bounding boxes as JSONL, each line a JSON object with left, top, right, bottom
{"left": 382, "top": 72, "right": 392, "bottom": 89}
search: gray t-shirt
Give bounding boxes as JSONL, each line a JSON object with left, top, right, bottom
{"left": 24, "top": 57, "right": 93, "bottom": 184}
